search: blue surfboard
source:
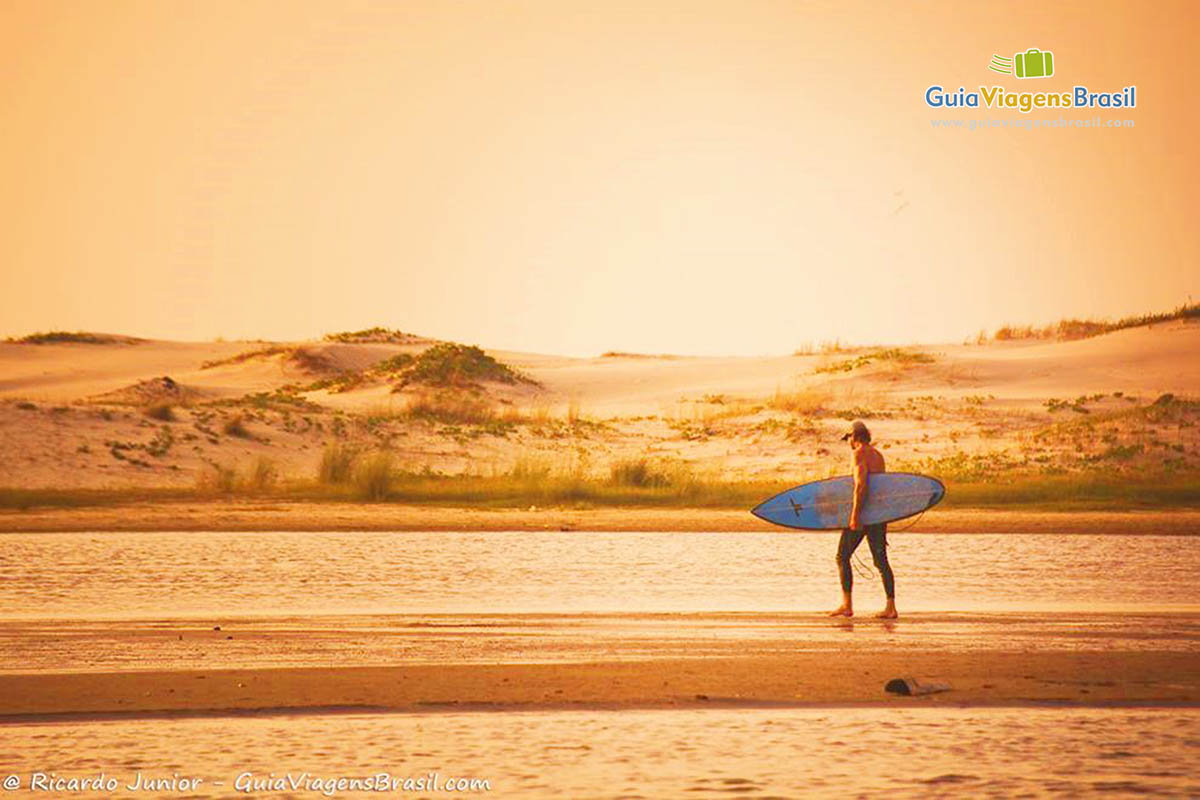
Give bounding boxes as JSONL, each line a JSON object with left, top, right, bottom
{"left": 751, "top": 472, "right": 945, "bottom": 530}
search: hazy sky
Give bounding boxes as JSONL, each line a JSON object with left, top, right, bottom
{"left": 2, "top": 0, "right": 1196, "bottom": 355}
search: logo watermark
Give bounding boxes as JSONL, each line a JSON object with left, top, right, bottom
{"left": 925, "top": 47, "right": 1136, "bottom": 118}
{"left": 926, "top": 85, "right": 1136, "bottom": 113}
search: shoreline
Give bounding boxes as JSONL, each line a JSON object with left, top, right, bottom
{"left": 1, "top": 650, "right": 1196, "bottom": 719}
{"left": 1, "top": 503, "right": 1199, "bottom": 534}
{"left": 5, "top": 699, "right": 1199, "bottom": 726}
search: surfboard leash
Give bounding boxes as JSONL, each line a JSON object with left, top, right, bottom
{"left": 890, "top": 508, "right": 928, "bottom": 533}
{"left": 854, "top": 511, "right": 926, "bottom": 577}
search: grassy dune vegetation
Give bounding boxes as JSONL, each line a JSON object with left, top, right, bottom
{"left": 6, "top": 331, "right": 142, "bottom": 345}
{"left": 2, "top": 305, "right": 1198, "bottom": 516}
{"left": 989, "top": 301, "right": 1199, "bottom": 342}
{"left": 3, "top": 450, "right": 1197, "bottom": 512}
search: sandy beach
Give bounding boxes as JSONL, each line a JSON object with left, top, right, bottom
{"left": 2, "top": 619, "right": 1197, "bottom": 719}
{"left": 5, "top": 526, "right": 1195, "bottom": 721}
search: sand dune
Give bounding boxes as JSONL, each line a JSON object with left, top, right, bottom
{"left": 0, "top": 321, "right": 1196, "bottom": 490}
{"left": 3, "top": 321, "right": 1194, "bottom": 412}
{"left": 908, "top": 323, "right": 1200, "bottom": 401}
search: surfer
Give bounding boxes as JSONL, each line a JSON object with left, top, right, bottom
{"left": 828, "top": 420, "right": 897, "bottom": 619}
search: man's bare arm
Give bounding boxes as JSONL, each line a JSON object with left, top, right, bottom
{"left": 849, "top": 447, "right": 868, "bottom": 529}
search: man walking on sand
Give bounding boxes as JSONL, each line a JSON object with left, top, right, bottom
{"left": 828, "top": 420, "right": 897, "bottom": 619}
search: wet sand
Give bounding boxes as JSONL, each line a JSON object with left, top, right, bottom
{"left": 1, "top": 612, "right": 1197, "bottom": 718}
{"left": 1, "top": 650, "right": 1197, "bottom": 719}
{"left": 2, "top": 502, "right": 1198, "bottom": 534}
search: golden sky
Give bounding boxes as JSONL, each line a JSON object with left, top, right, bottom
{"left": 2, "top": 0, "right": 1196, "bottom": 355}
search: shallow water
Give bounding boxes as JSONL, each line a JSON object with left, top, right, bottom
{"left": 3, "top": 707, "right": 1198, "bottom": 798}
{"left": 2, "top": 531, "right": 1197, "bottom": 620}
{"left": 3, "top": 531, "right": 1197, "bottom": 674}
{"left": 3, "top": 531, "right": 1198, "bottom": 796}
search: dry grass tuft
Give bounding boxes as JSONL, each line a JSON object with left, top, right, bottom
{"left": 143, "top": 403, "right": 176, "bottom": 422}
{"left": 195, "top": 462, "right": 237, "bottom": 494}
{"left": 248, "top": 457, "right": 278, "bottom": 490}
{"left": 674, "top": 395, "right": 761, "bottom": 423}
{"left": 566, "top": 397, "right": 583, "bottom": 425}
{"left": 767, "top": 386, "right": 832, "bottom": 416}
{"left": 609, "top": 458, "right": 674, "bottom": 488}
{"left": 992, "top": 301, "right": 1199, "bottom": 342}
{"left": 354, "top": 451, "right": 394, "bottom": 500}
{"left": 814, "top": 348, "right": 935, "bottom": 375}
{"left": 223, "top": 415, "right": 251, "bottom": 438}
{"left": 200, "top": 346, "right": 291, "bottom": 369}
{"left": 318, "top": 442, "right": 358, "bottom": 484}
{"left": 404, "top": 390, "right": 496, "bottom": 425}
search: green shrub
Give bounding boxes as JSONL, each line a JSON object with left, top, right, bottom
{"left": 10, "top": 331, "right": 119, "bottom": 345}
{"left": 324, "top": 327, "right": 417, "bottom": 343}
{"left": 305, "top": 371, "right": 366, "bottom": 393}
{"left": 373, "top": 353, "right": 415, "bottom": 374}
{"left": 814, "top": 348, "right": 934, "bottom": 374}
{"left": 402, "top": 343, "right": 532, "bottom": 387}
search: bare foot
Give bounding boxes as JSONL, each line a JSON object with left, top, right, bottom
{"left": 875, "top": 607, "right": 898, "bottom": 619}
{"left": 828, "top": 605, "right": 854, "bottom": 617}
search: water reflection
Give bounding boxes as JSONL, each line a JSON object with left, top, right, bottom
{"left": 2, "top": 707, "right": 1196, "bottom": 799}
{"left": 2, "top": 532, "right": 1197, "bottom": 619}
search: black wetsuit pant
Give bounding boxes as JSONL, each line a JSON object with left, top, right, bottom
{"left": 837, "top": 523, "right": 895, "bottom": 599}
